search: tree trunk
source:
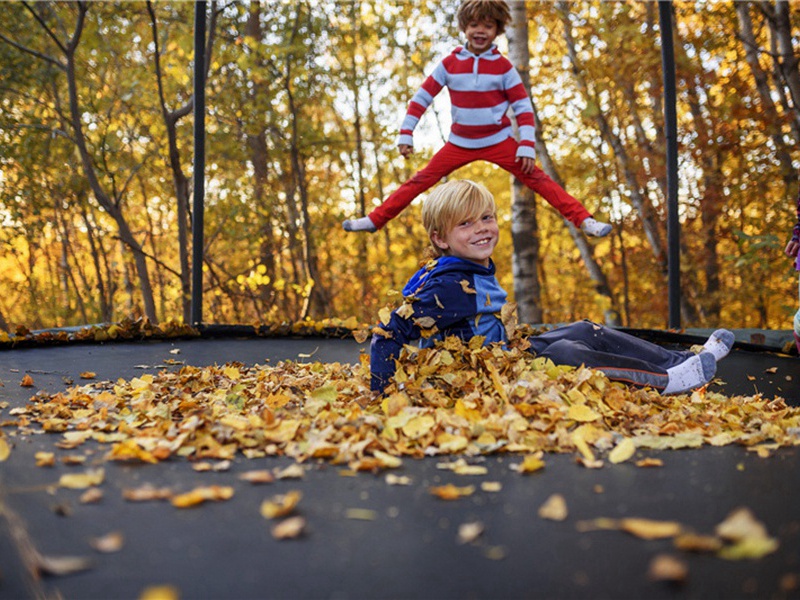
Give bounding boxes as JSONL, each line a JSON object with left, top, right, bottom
{"left": 506, "top": 1, "right": 542, "bottom": 324}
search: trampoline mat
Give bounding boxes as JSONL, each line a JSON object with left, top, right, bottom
{"left": 0, "top": 335, "right": 798, "bottom": 599}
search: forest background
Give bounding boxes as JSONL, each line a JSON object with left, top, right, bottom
{"left": 0, "top": 1, "right": 798, "bottom": 334}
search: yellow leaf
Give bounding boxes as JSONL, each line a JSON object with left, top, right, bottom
{"left": 567, "top": 404, "right": 600, "bottom": 422}
{"left": 620, "top": 518, "right": 683, "bottom": 540}
{"left": 608, "top": 438, "right": 636, "bottom": 464}
{"left": 512, "top": 454, "right": 545, "bottom": 474}
{"left": 171, "top": 485, "right": 234, "bottom": 508}
{"left": 59, "top": 468, "right": 105, "bottom": 489}
{"left": 402, "top": 414, "right": 436, "bottom": 439}
{"left": 260, "top": 490, "right": 302, "bottom": 519}
{"left": 271, "top": 516, "right": 306, "bottom": 539}
{"left": 538, "top": 494, "right": 568, "bottom": 521}
{"left": 429, "top": 484, "right": 475, "bottom": 500}
{"left": 0, "top": 437, "right": 10, "bottom": 462}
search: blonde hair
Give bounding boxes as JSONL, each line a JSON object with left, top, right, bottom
{"left": 457, "top": 0, "right": 512, "bottom": 35}
{"left": 422, "top": 180, "right": 496, "bottom": 257}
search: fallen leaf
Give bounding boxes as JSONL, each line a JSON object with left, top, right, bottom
{"left": 35, "top": 452, "right": 55, "bottom": 467}
{"left": 35, "top": 553, "right": 93, "bottom": 576}
{"left": 429, "top": 484, "right": 475, "bottom": 500}
{"left": 123, "top": 485, "right": 173, "bottom": 502}
{"left": 608, "top": 438, "right": 636, "bottom": 464}
{"left": 271, "top": 516, "right": 306, "bottom": 539}
{"left": 20, "top": 374, "right": 34, "bottom": 387}
{"left": 89, "top": 531, "right": 124, "bottom": 553}
{"left": 538, "top": 494, "right": 568, "bottom": 521}
{"left": 345, "top": 508, "right": 377, "bottom": 520}
{"left": 620, "top": 518, "right": 683, "bottom": 540}
{"left": 0, "top": 437, "right": 10, "bottom": 462}
{"left": 511, "top": 453, "right": 545, "bottom": 474}
{"left": 457, "top": 521, "right": 484, "bottom": 544}
{"left": 171, "top": 485, "right": 234, "bottom": 508}
{"left": 79, "top": 488, "right": 104, "bottom": 504}
{"left": 59, "top": 468, "right": 105, "bottom": 489}
{"left": 139, "top": 585, "right": 181, "bottom": 600}
{"left": 647, "top": 554, "right": 688, "bottom": 583}
{"left": 260, "top": 491, "right": 302, "bottom": 519}
{"left": 238, "top": 470, "right": 275, "bottom": 484}
{"left": 79, "top": 372, "right": 96, "bottom": 379}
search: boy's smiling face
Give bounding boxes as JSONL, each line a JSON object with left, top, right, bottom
{"left": 432, "top": 210, "right": 499, "bottom": 267}
{"left": 464, "top": 18, "right": 498, "bottom": 54}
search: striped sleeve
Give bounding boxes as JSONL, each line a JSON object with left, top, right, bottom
{"left": 398, "top": 61, "right": 447, "bottom": 147}
{"left": 503, "top": 65, "right": 536, "bottom": 159}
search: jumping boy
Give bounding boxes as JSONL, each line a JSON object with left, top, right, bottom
{"left": 370, "top": 179, "right": 734, "bottom": 394}
{"left": 345, "top": 0, "right": 612, "bottom": 238}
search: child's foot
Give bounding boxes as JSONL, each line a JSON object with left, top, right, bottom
{"left": 343, "top": 216, "right": 377, "bottom": 233}
{"left": 662, "top": 352, "right": 716, "bottom": 395}
{"left": 580, "top": 217, "right": 612, "bottom": 237}
{"left": 702, "top": 329, "right": 735, "bottom": 362}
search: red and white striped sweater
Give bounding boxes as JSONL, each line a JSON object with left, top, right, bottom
{"left": 398, "top": 45, "right": 536, "bottom": 159}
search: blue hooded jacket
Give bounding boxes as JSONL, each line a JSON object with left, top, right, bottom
{"left": 370, "top": 256, "right": 507, "bottom": 393}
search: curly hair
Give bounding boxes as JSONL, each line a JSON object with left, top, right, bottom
{"left": 456, "top": 0, "right": 512, "bottom": 35}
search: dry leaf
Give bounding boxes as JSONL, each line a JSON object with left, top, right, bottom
{"left": 59, "top": 468, "right": 105, "bottom": 489}
{"left": 620, "top": 518, "right": 683, "bottom": 540}
{"left": 345, "top": 508, "right": 377, "bottom": 520}
{"left": 20, "top": 374, "right": 34, "bottom": 387}
{"left": 608, "top": 438, "right": 636, "bottom": 464}
{"left": 139, "top": 585, "right": 181, "bottom": 600}
{"left": 647, "top": 554, "right": 688, "bottom": 583}
{"left": 239, "top": 470, "right": 275, "bottom": 484}
{"left": 511, "top": 454, "right": 545, "bottom": 474}
{"left": 260, "top": 491, "right": 302, "bottom": 519}
{"left": 123, "top": 484, "right": 173, "bottom": 502}
{"left": 79, "top": 372, "right": 96, "bottom": 379}
{"left": 274, "top": 464, "right": 305, "bottom": 480}
{"left": 385, "top": 473, "right": 412, "bottom": 486}
{"left": 457, "top": 521, "right": 484, "bottom": 544}
{"left": 0, "top": 437, "right": 10, "bottom": 462}
{"left": 35, "top": 553, "right": 93, "bottom": 576}
{"left": 79, "top": 488, "right": 104, "bottom": 504}
{"left": 271, "top": 516, "right": 306, "bottom": 539}
{"left": 538, "top": 494, "right": 568, "bottom": 521}
{"left": 429, "top": 484, "right": 475, "bottom": 500}
{"left": 90, "top": 531, "right": 124, "bottom": 553}
{"left": 171, "top": 485, "right": 234, "bottom": 508}
{"left": 35, "top": 452, "right": 55, "bottom": 467}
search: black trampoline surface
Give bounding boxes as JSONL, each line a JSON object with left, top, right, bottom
{"left": 0, "top": 334, "right": 799, "bottom": 600}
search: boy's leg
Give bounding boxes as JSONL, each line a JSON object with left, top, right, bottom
{"left": 795, "top": 273, "right": 800, "bottom": 352}
{"left": 535, "top": 336, "right": 716, "bottom": 394}
{"left": 348, "top": 143, "right": 474, "bottom": 231}
{"left": 529, "top": 321, "right": 694, "bottom": 371}
{"left": 488, "top": 138, "right": 610, "bottom": 235}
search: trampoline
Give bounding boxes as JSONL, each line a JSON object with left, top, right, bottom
{"left": 0, "top": 331, "right": 798, "bottom": 599}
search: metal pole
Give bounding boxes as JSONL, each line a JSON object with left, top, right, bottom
{"left": 659, "top": 0, "right": 681, "bottom": 330}
{"left": 191, "top": 1, "right": 206, "bottom": 327}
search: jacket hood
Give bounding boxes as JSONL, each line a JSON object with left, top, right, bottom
{"left": 402, "top": 256, "right": 496, "bottom": 297}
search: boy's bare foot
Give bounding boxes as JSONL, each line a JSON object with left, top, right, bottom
{"left": 580, "top": 217, "right": 612, "bottom": 237}
{"left": 343, "top": 216, "right": 377, "bottom": 233}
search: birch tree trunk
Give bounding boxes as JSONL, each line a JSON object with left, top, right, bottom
{"left": 506, "top": 1, "right": 542, "bottom": 324}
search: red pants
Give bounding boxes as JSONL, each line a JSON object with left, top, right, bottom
{"left": 369, "top": 137, "right": 592, "bottom": 229}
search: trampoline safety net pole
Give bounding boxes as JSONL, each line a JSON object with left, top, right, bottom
{"left": 191, "top": 1, "right": 207, "bottom": 327}
{"left": 659, "top": 0, "right": 681, "bottom": 330}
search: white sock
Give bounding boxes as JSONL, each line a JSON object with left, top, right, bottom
{"left": 702, "top": 329, "right": 735, "bottom": 362}
{"left": 580, "top": 217, "right": 612, "bottom": 237}
{"left": 662, "top": 353, "right": 716, "bottom": 395}
{"left": 343, "top": 216, "right": 377, "bottom": 232}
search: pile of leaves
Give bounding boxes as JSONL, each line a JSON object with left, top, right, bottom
{"left": 8, "top": 332, "right": 800, "bottom": 471}
{"left": 0, "top": 316, "right": 369, "bottom": 349}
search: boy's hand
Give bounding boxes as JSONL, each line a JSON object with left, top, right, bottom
{"left": 786, "top": 239, "right": 800, "bottom": 258}
{"left": 398, "top": 144, "right": 413, "bottom": 158}
{"left": 516, "top": 156, "right": 536, "bottom": 174}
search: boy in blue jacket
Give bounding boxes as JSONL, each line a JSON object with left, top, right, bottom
{"left": 370, "top": 179, "right": 734, "bottom": 395}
